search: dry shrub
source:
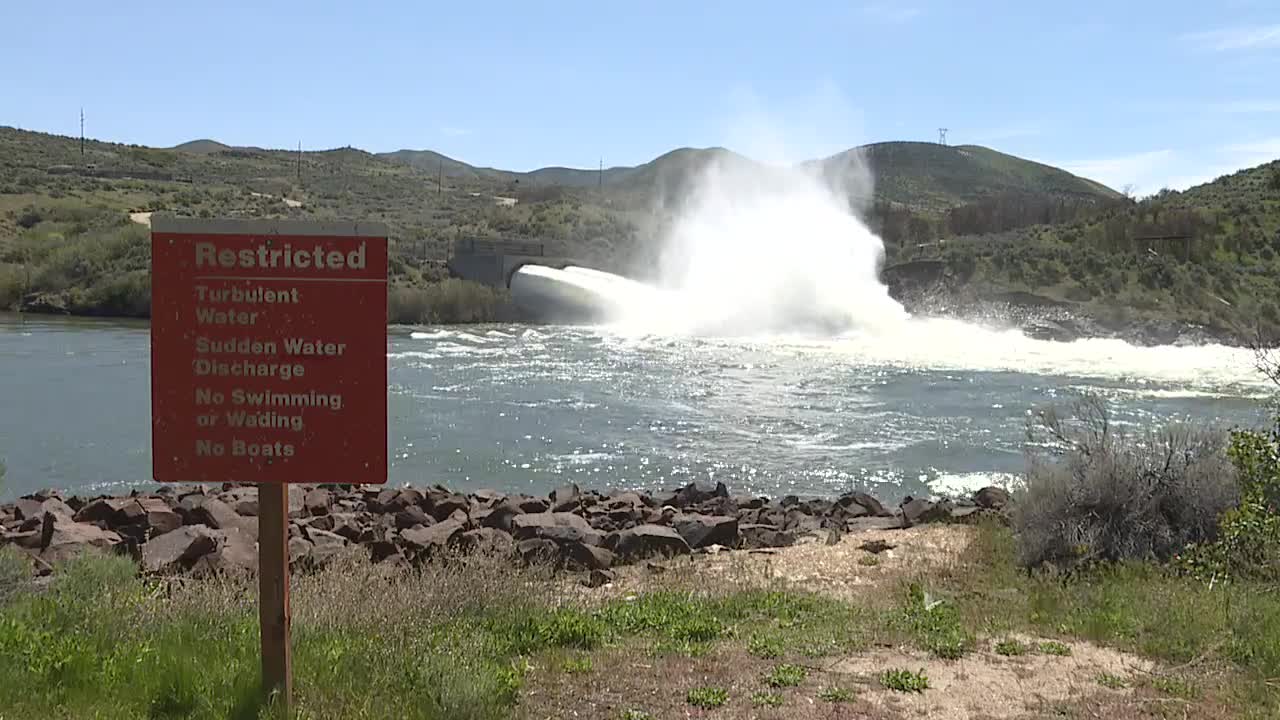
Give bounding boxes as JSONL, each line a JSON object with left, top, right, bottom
{"left": 388, "top": 279, "right": 510, "bottom": 324}
{"left": 1013, "top": 394, "right": 1238, "bottom": 569}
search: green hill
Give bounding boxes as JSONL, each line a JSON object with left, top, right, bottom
{"left": 377, "top": 149, "right": 512, "bottom": 183}
{"left": 819, "top": 142, "right": 1120, "bottom": 210}
{"left": 170, "top": 139, "right": 235, "bottom": 155}
{"left": 2, "top": 123, "right": 1275, "bottom": 339}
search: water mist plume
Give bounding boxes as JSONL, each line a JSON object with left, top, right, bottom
{"left": 617, "top": 152, "right": 905, "bottom": 335}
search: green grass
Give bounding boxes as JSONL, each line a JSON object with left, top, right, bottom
{"left": 747, "top": 633, "right": 784, "bottom": 659}
{"left": 994, "top": 638, "right": 1029, "bottom": 656}
{"left": 1038, "top": 641, "right": 1072, "bottom": 656}
{"left": 817, "top": 686, "right": 858, "bottom": 703}
{"left": 857, "top": 554, "right": 880, "bottom": 567}
{"left": 897, "top": 583, "right": 974, "bottom": 659}
{"left": 619, "top": 711, "right": 653, "bottom": 720}
{"left": 685, "top": 686, "right": 728, "bottom": 709}
{"left": 750, "top": 690, "right": 784, "bottom": 708}
{"left": 560, "top": 656, "right": 593, "bottom": 674}
{"left": 1095, "top": 672, "right": 1128, "bottom": 690}
{"left": 880, "top": 668, "right": 930, "bottom": 693}
{"left": 10, "top": 517, "right": 1280, "bottom": 717}
{"left": 763, "top": 663, "right": 807, "bottom": 688}
{"left": 0, "top": 552, "right": 869, "bottom": 719}
{"left": 1151, "top": 675, "right": 1201, "bottom": 700}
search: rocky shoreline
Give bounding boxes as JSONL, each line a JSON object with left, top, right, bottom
{"left": 0, "top": 482, "right": 1011, "bottom": 582}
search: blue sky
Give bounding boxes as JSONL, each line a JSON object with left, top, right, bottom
{"left": 4, "top": 0, "right": 1279, "bottom": 194}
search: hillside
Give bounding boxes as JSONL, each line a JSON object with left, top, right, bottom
{"left": 1, "top": 124, "right": 1276, "bottom": 340}
{"left": 377, "top": 149, "right": 511, "bottom": 183}
{"left": 849, "top": 142, "right": 1121, "bottom": 209}
{"left": 885, "top": 159, "right": 1280, "bottom": 342}
{"left": 375, "top": 141, "right": 1120, "bottom": 212}
{"left": 170, "top": 139, "right": 234, "bottom": 155}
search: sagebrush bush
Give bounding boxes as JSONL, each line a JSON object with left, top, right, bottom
{"left": 1179, "top": 416, "right": 1280, "bottom": 581}
{"left": 1012, "top": 394, "right": 1238, "bottom": 569}
{"left": 388, "top": 279, "right": 510, "bottom": 324}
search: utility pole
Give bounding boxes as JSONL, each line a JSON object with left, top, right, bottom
{"left": 598, "top": 157, "right": 603, "bottom": 190}
{"left": 296, "top": 141, "right": 302, "bottom": 181}
{"left": 938, "top": 128, "right": 948, "bottom": 146}
{"left": 80, "top": 108, "right": 85, "bottom": 157}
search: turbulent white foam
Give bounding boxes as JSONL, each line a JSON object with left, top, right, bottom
{"left": 928, "top": 471, "right": 1021, "bottom": 497}
{"left": 462, "top": 150, "right": 1270, "bottom": 391}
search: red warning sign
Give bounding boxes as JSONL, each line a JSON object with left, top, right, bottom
{"left": 150, "top": 218, "right": 388, "bottom": 484}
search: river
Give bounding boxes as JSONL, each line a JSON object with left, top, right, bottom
{"left": 0, "top": 313, "right": 1272, "bottom": 502}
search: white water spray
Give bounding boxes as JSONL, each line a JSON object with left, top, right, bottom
{"left": 507, "top": 137, "right": 1266, "bottom": 389}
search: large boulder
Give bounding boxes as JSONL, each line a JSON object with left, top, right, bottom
{"left": 21, "top": 514, "right": 123, "bottom": 565}
{"left": 549, "top": 484, "right": 582, "bottom": 513}
{"left": 329, "top": 513, "right": 367, "bottom": 541}
{"left": 191, "top": 527, "right": 258, "bottom": 576}
{"left": 782, "top": 509, "right": 824, "bottom": 536}
{"left": 672, "top": 513, "right": 738, "bottom": 549}
{"left": 510, "top": 512, "right": 602, "bottom": 546}
{"left": 300, "top": 527, "right": 348, "bottom": 568}
{"left": 561, "top": 541, "right": 615, "bottom": 571}
{"left": 608, "top": 524, "right": 691, "bottom": 560}
{"left": 974, "top": 486, "right": 1011, "bottom": 510}
{"left": 135, "top": 497, "right": 183, "bottom": 536}
{"left": 672, "top": 481, "right": 729, "bottom": 508}
{"left": 304, "top": 488, "right": 333, "bottom": 516}
{"left": 900, "top": 497, "right": 953, "bottom": 527}
{"left": 846, "top": 516, "right": 904, "bottom": 533}
{"left": 456, "top": 527, "right": 514, "bottom": 554}
{"left": 221, "top": 487, "right": 260, "bottom": 516}
{"left": 394, "top": 505, "right": 433, "bottom": 530}
{"left": 186, "top": 497, "right": 256, "bottom": 537}
{"left": 469, "top": 489, "right": 507, "bottom": 507}
{"left": 479, "top": 498, "right": 525, "bottom": 532}
{"left": 74, "top": 498, "right": 135, "bottom": 526}
{"left": 516, "top": 538, "right": 559, "bottom": 565}
{"left": 739, "top": 524, "right": 795, "bottom": 549}
{"left": 424, "top": 487, "right": 469, "bottom": 521}
{"left": 399, "top": 518, "right": 466, "bottom": 556}
{"left": 142, "top": 525, "right": 219, "bottom": 573}
{"left": 836, "top": 492, "right": 888, "bottom": 517}
{"left": 15, "top": 496, "right": 75, "bottom": 522}
{"left": 516, "top": 496, "right": 550, "bottom": 514}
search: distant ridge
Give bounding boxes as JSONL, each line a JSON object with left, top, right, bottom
{"left": 170, "top": 139, "right": 234, "bottom": 155}
{"left": 155, "top": 134, "right": 1119, "bottom": 210}
{"left": 375, "top": 141, "right": 1119, "bottom": 209}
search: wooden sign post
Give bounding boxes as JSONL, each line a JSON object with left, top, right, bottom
{"left": 150, "top": 218, "right": 389, "bottom": 710}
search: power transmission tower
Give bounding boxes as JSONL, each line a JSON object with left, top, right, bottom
{"left": 938, "top": 128, "right": 948, "bottom": 146}
{"left": 80, "top": 108, "right": 85, "bottom": 157}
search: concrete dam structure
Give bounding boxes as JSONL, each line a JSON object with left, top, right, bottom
{"left": 447, "top": 239, "right": 620, "bottom": 323}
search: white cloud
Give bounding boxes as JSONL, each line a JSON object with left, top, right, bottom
{"left": 1062, "top": 139, "right": 1279, "bottom": 196}
{"left": 859, "top": 4, "right": 922, "bottom": 23}
{"left": 1061, "top": 149, "right": 1176, "bottom": 195}
{"left": 440, "top": 126, "right": 471, "bottom": 137}
{"left": 1185, "top": 24, "right": 1280, "bottom": 51}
